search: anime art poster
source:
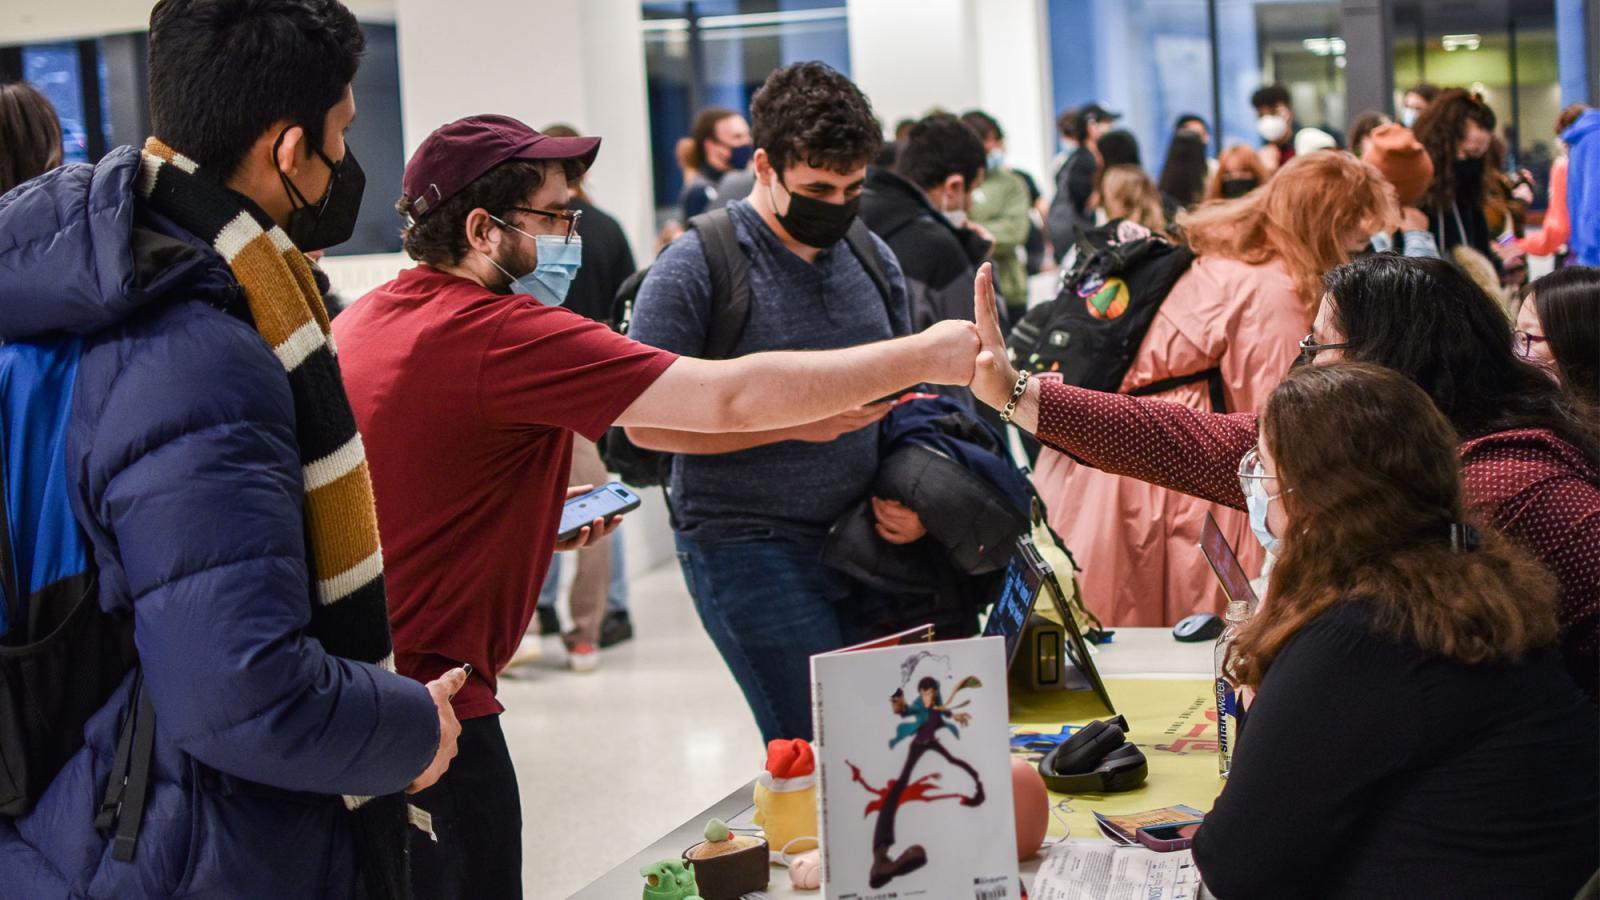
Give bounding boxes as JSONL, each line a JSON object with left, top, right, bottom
{"left": 812, "top": 636, "right": 1018, "bottom": 900}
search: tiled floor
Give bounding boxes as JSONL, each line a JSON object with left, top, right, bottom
{"left": 497, "top": 561, "right": 761, "bottom": 898}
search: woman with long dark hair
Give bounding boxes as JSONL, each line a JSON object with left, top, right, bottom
{"left": 971, "top": 254, "right": 1600, "bottom": 700}
{"left": 0, "top": 80, "right": 64, "bottom": 194}
{"left": 1189, "top": 362, "right": 1597, "bottom": 898}
{"left": 1157, "top": 131, "right": 1208, "bottom": 209}
{"left": 1412, "top": 89, "right": 1498, "bottom": 258}
{"left": 1516, "top": 266, "right": 1600, "bottom": 407}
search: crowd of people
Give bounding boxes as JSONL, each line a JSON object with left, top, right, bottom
{"left": 0, "top": 1, "right": 1594, "bottom": 898}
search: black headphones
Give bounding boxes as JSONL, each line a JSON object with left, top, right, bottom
{"left": 1037, "top": 715, "right": 1148, "bottom": 794}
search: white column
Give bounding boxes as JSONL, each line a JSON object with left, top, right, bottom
{"left": 847, "top": 0, "right": 1055, "bottom": 193}
{"left": 393, "top": 0, "right": 655, "bottom": 262}
{"left": 846, "top": 0, "right": 981, "bottom": 129}
{"left": 974, "top": 0, "right": 1056, "bottom": 191}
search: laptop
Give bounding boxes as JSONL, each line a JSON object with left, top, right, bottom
{"left": 1200, "top": 511, "right": 1261, "bottom": 612}
{"left": 983, "top": 533, "right": 1115, "bottom": 713}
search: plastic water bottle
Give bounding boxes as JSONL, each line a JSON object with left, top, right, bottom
{"left": 1214, "top": 599, "right": 1249, "bottom": 778}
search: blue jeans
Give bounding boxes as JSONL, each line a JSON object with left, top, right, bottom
{"left": 675, "top": 531, "right": 863, "bottom": 743}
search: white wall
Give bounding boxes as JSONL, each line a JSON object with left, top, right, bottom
{"left": 847, "top": 0, "right": 1055, "bottom": 195}
{"left": 392, "top": 0, "right": 656, "bottom": 264}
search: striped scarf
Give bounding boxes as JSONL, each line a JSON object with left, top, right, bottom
{"left": 137, "top": 138, "right": 411, "bottom": 900}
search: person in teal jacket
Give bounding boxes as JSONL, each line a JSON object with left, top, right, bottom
{"left": 962, "top": 111, "right": 1033, "bottom": 318}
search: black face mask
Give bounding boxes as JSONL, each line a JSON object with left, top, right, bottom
{"left": 275, "top": 128, "right": 366, "bottom": 252}
{"left": 1220, "top": 177, "right": 1257, "bottom": 199}
{"left": 771, "top": 176, "right": 859, "bottom": 248}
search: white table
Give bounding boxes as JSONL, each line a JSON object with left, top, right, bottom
{"left": 573, "top": 628, "right": 1212, "bottom": 898}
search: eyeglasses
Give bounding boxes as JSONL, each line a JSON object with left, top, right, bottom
{"left": 1237, "top": 446, "right": 1284, "bottom": 502}
{"left": 504, "top": 206, "right": 583, "bottom": 244}
{"left": 1513, "top": 329, "right": 1547, "bottom": 359}
{"left": 1298, "top": 333, "right": 1352, "bottom": 365}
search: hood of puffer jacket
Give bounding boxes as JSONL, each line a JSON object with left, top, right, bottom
{"left": 0, "top": 145, "right": 236, "bottom": 342}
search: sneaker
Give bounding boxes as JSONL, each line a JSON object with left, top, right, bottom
{"left": 536, "top": 605, "right": 561, "bottom": 636}
{"left": 598, "top": 610, "right": 634, "bottom": 648}
{"left": 506, "top": 633, "right": 542, "bottom": 669}
{"left": 567, "top": 641, "right": 600, "bottom": 673}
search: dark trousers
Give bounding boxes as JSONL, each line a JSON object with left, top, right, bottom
{"left": 409, "top": 714, "right": 522, "bottom": 900}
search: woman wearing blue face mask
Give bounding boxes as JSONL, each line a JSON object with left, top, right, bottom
{"left": 969, "top": 253, "right": 1600, "bottom": 701}
{"left": 1191, "top": 361, "right": 1597, "bottom": 899}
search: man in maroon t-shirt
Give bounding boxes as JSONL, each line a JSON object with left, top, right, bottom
{"left": 332, "top": 114, "right": 980, "bottom": 900}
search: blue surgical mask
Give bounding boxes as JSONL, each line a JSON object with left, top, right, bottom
{"left": 986, "top": 149, "right": 1005, "bottom": 171}
{"left": 486, "top": 216, "right": 584, "bottom": 306}
{"left": 1247, "top": 492, "right": 1282, "bottom": 556}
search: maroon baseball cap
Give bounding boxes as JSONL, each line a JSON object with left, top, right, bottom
{"left": 400, "top": 114, "right": 601, "bottom": 220}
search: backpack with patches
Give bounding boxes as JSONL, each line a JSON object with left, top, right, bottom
{"left": 599, "top": 208, "right": 892, "bottom": 487}
{"left": 1004, "top": 221, "right": 1224, "bottom": 410}
{"left": 0, "top": 335, "right": 149, "bottom": 858}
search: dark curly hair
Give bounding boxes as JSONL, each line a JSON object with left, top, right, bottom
{"left": 750, "top": 61, "right": 881, "bottom": 176}
{"left": 1412, "top": 89, "right": 1497, "bottom": 211}
{"left": 398, "top": 159, "right": 579, "bottom": 267}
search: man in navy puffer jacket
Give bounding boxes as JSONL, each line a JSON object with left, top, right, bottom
{"left": 0, "top": 1, "right": 449, "bottom": 897}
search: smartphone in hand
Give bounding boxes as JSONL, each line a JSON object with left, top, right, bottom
{"left": 557, "top": 483, "right": 642, "bottom": 543}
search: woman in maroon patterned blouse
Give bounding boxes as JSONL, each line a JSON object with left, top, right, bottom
{"left": 973, "top": 255, "right": 1599, "bottom": 700}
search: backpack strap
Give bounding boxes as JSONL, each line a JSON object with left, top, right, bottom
{"left": 1127, "top": 367, "right": 1228, "bottom": 413}
{"left": 844, "top": 219, "right": 892, "bottom": 304}
{"left": 0, "top": 440, "right": 21, "bottom": 637}
{"left": 96, "top": 673, "right": 156, "bottom": 862}
{"left": 688, "top": 209, "right": 752, "bottom": 360}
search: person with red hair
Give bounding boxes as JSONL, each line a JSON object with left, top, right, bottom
{"left": 1031, "top": 151, "right": 1397, "bottom": 627}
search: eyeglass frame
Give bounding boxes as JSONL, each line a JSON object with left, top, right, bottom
{"left": 1297, "top": 332, "right": 1352, "bottom": 365}
{"left": 500, "top": 205, "right": 583, "bottom": 244}
{"left": 1512, "top": 329, "right": 1547, "bottom": 359}
{"left": 1237, "top": 445, "right": 1289, "bottom": 503}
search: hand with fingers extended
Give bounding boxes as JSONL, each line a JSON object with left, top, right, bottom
{"left": 790, "top": 403, "right": 892, "bottom": 443}
{"left": 408, "top": 666, "right": 468, "bottom": 794}
{"left": 553, "top": 484, "right": 625, "bottom": 552}
{"left": 871, "top": 496, "right": 927, "bottom": 545}
{"left": 971, "top": 262, "right": 1024, "bottom": 409}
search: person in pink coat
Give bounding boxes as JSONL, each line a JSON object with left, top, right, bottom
{"left": 1032, "top": 151, "right": 1398, "bottom": 626}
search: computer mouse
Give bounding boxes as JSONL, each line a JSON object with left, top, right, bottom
{"left": 1173, "top": 612, "right": 1224, "bottom": 642}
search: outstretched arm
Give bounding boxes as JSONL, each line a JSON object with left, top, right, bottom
{"left": 615, "top": 319, "right": 978, "bottom": 436}
{"left": 969, "top": 263, "right": 1257, "bottom": 509}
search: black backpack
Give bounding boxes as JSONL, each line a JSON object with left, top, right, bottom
{"left": 1004, "top": 221, "right": 1226, "bottom": 411}
{"left": 599, "top": 208, "right": 893, "bottom": 487}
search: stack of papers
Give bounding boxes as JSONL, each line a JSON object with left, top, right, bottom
{"left": 1030, "top": 839, "right": 1202, "bottom": 900}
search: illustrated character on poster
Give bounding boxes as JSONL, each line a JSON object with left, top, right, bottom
{"left": 847, "top": 663, "right": 986, "bottom": 889}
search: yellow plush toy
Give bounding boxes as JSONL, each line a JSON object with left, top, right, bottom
{"left": 752, "top": 738, "right": 818, "bottom": 862}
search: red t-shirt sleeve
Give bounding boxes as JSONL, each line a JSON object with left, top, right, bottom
{"left": 477, "top": 300, "right": 677, "bottom": 441}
